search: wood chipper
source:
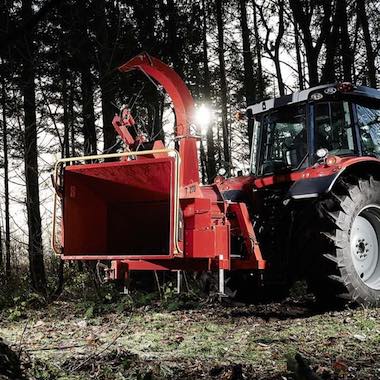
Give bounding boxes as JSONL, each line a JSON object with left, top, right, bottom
{"left": 52, "top": 53, "right": 380, "bottom": 306}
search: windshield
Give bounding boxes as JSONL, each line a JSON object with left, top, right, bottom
{"left": 257, "top": 104, "right": 307, "bottom": 175}
{"left": 314, "top": 101, "right": 355, "bottom": 156}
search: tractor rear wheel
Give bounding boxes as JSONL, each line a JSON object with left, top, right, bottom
{"left": 308, "top": 176, "right": 380, "bottom": 306}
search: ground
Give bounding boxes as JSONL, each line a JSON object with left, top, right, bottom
{"left": 0, "top": 295, "right": 380, "bottom": 380}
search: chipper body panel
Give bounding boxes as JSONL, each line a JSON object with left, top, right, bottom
{"left": 62, "top": 157, "right": 176, "bottom": 259}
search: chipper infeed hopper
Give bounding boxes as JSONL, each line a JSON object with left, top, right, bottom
{"left": 51, "top": 53, "right": 265, "bottom": 290}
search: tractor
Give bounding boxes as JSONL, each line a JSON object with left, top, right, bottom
{"left": 52, "top": 53, "right": 380, "bottom": 306}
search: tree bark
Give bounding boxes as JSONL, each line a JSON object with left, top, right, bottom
{"left": 357, "top": 0, "right": 377, "bottom": 87}
{"left": 239, "top": 0, "right": 256, "bottom": 105}
{"left": 80, "top": 67, "right": 97, "bottom": 155}
{"left": 199, "top": 141, "right": 207, "bottom": 185}
{"left": 166, "top": 0, "right": 184, "bottom": 76}
{"left": 215, "top": 0, "right": 231, "bottom": 172}
{"left": 294, "top": 20, "right": 304, "bottom": 90}
{"left": 72, "top": 2, "right": 97, "bottom": 156}
{"left": 1, "top": 64, "right": 10, "bottom": 276}
{"left": 256, "top": 1, "right": 285, "bottom": 95}
{"left": 321, "top": 5, "right": 338, "bottom": 84}
{"left": 201, "top": 0, "right": 216, "bottom": 183}
{"left": 69, "top": 83, "right": 76, "bottom": 157}
{"left": 93, "top": 0, "right": 117, "bottom": 153}
{"left": 274, "top": 0, "right": 285, "bottom": 95}
{"left": 252, "top": 1, "right": 264, "bottom": 99}
{"left": 290, "top": 0, "right": 333, "bottom": 86}
{"left": 239, "top": 0, "right": 256, "bottom": 150}
{"left": 21, "top": 0, "right": 46, "bottom": 294}
{"left": 338, "top": 0, "right": 352, "bottom": 82}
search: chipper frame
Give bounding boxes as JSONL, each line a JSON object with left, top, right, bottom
{"left": 51, "top": 53, "right": 265, "bottom": 292}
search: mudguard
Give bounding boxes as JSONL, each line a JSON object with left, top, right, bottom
{"left": 288, "top": 173, "right": 339, "bottom": 199}
{"left": 288, "top": 158, "right": 380, "bottom": 199}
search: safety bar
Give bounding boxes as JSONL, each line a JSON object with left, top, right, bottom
{"left": 51, "top": 149, "right": 182, "bottom": 257}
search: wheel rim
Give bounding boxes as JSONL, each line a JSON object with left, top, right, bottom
{"left": 350, "top": 205, "right": 380, "bottom": 290}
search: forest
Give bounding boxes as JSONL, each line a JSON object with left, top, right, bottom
{"left": 0, "top": 0, "right": 380, "bottom": 379}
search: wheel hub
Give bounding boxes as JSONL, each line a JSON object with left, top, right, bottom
{"left": 350, "top": 206, "right": 380, "bottom": 290}
{"left": 355, "top": 239, "right": 369, "bottom": 259}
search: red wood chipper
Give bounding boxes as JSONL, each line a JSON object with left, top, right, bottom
{"left": 52, "top": 53, "right": 380, "bottom": 306}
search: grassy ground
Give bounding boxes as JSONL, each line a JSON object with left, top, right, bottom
{"left": 1, "top": 295, "right": 380, "bottom": 380}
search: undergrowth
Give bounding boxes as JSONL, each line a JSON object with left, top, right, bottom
{"left": 0, "top": 262, "right": 205, "bottom": 321}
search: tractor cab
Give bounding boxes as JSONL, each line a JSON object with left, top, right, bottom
{"left": 242, "top": 83, "right": 380, "bottom": 306}
{"left": 247, "top": 83, "right": 380, "bottom": 178}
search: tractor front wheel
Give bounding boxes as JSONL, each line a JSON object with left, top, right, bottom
{"left": 308, "top": 177, "right": 380, "bottom": 306}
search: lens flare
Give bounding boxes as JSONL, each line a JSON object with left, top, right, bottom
{"left": 195, "top": 104, "right": 213, "bottom": 133}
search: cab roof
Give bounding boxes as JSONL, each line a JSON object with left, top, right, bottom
{"left": 247, "top": 84, "right": 380, "bottom": 116}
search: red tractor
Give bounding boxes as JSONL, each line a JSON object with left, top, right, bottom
{"left": 52, "top": 54, "right": 380, "bottom": 306}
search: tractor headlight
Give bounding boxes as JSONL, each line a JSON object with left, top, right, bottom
{"left": 316, "top": 148, "right": 329, "bottom": 159}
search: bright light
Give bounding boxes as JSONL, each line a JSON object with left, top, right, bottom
{"left": 316, "top": 148, "right": 329, "bottom": 159}
{"left": 195, "top": 104, "right": 213, "bottom": 134}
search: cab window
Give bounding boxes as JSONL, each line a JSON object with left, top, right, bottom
{"left": 314, "top": 101, "right": 355, "bottom": 156}
{"left": 259, "top": 104, "right": 307, "bottom": 175}
{"left": 355, "top": 103, "right": 380, "bottom": 157}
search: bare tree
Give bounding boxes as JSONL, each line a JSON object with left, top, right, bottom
{"left": 293, "top": 19, "right": 304, "bottom": 90}
{"left": 289, "top": 0, "right": 333, "bottom": 86}
{"left": 357, "top": 0, "right": 377, "bottom": 87}
{"left": 239, "top": 0, "right": 256, "bottom": 149}
{"left": 252, "top": 0, "right": 265, "bottom": 99}
{"left": 93, "top": 0, "right": 117, "bottom": 153}
{"left": 21, "top": 0, "right": 47, "bottom": 294}
{"left": 216, "top": 0, "right": 231, "bottom": 172}
{"left": 201, "top": 0, "right": 217, "bottom": 183}
{"left": 256, "top": 0, "right": 286, "bottom": 95}
{"left": 1, "top": 63, "right": 11, "bottom": 276}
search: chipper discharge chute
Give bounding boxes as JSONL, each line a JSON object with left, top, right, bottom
{"left": 52, "top": 53, "right": 380, "bottom": 306}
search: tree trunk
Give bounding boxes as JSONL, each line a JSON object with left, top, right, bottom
{"left": 74, "top": 2, "right": 97, "bottom": 156}
{"left": 166, "top": 0, "right": 184, "bottom": 76}
{"left": 252, "top": 1, "right": 264, "bottom": 99}
{"left": 338, "top": 0, "right": 352, "bottom": 82}
{"left": 80, "top": 67, "right": 97, "bottom": 155}
{"left": 274, "top": 57, "right": 285, "bottom": 96}
{"left": 239, "top": 0, "right": 256, "bottom": 150}
{"left": 201, "top": 0, "right": 216, "bottom": 183}
{"left": 290, "top": 0, "right": 333, "bottom": 86}
{"left": 69, "top": 83, "right": 76, "bottom": 157}
{"left": 256, "top": 1, "right": 285, "bottom": 95}
{"left": 357, "top": 0, "right": 376, "bottom": 87}
{"left": 93, "top": 0, "right": 117, "bottom": 153}
{"left": 321, "top": 8, "right": 338, "bottom": 84}
{"left": 306, "top": 50, "right": 319, "bottom": 87}
{"left": 1, "top": 64, "right": 10, "bottom": 276}
{"left": 239, "top": 0, "right": 256, "bottom": 105}
{"left": 199, "top": 141, "right": 207, "bottom": 185}
{"left": 215, "top": 0, "right": 231, "bottom": 172}
{"left": 294, "top": 21, "right": 304, "bottom": 90}
{"left": 274, "top": 0, "right": 285, "bottom": 96}
{"left": 0, "top": 224, "right": 2, "bottom": 270}
{"left": 62, "top": 76, "right": 70, "bottom": 158}
{"left": 21, "top": 0, "right": 46, "bottom": 294}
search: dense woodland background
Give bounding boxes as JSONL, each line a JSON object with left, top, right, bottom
{"left": 0, "top": 0, "right": 379, "bottom": 295}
